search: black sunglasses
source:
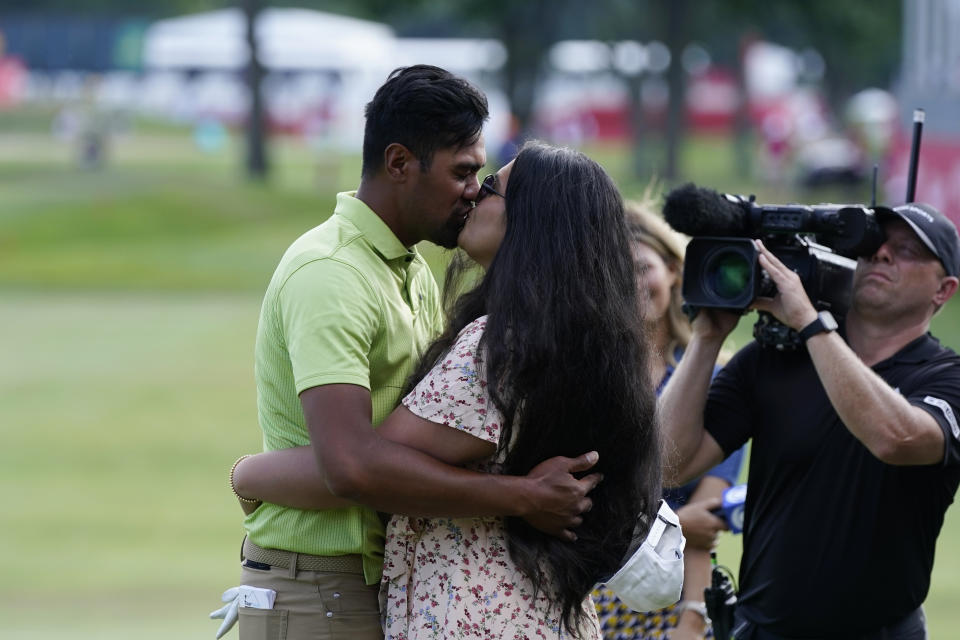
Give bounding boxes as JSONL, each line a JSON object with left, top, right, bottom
{"left": 476, "top": 173, "right": 505, "bottom": 202}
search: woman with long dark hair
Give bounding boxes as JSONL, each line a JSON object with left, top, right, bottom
{"left": 233, "top": 141, "right": 661, "bottom": 638}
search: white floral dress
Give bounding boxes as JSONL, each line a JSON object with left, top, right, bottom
{"left": 381, "top": 316, "right": 602, "bottom": 640}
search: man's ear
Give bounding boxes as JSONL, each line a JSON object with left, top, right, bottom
{"left": 934, "top": 276, "right": 960, "bottom": 307}
{"left": 384, "top": 143, "right": 415, "bottom": 182}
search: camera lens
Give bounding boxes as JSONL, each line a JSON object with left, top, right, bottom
{"left": 706, "top": 250, "right": 752, "bottom": 301}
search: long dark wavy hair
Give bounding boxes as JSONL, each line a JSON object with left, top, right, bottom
{"left": 410, "top": 141, "right": 661, "bottom": 632}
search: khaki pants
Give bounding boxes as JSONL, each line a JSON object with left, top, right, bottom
{"left": 239, "top": 561, "right": 382, "bottom": 640}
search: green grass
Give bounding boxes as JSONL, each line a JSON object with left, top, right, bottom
{"left": 0, "top": 291, "right": 261, "bottom": 638}
{"left": 2, "top": 111, "right": 960, "bottom": 637}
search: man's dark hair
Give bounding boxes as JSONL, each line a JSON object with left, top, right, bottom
{"left": 410, "top": 141, "right": 661, "bottom": 633}
{"left": 361, "top": 65, "right": 489, "bottom": 176}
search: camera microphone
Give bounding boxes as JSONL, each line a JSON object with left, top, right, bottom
{"left": 663, "top": 183, "right": 755, "bottom": 238}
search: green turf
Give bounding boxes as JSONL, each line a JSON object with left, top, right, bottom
{"left": 0, "top": 291, "right": 259, "bottom": 637}
{"left": 2, "top": 112, "right": 959, "bottom": 638}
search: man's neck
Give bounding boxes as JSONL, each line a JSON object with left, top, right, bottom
{"left": 844, "top": 310, "right": 931, "bottom": 366}
{"left": 355, "top": 180, "right": 414, "bottom": 248}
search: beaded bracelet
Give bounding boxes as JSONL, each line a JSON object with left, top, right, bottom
{"left": 230, "top": 454, "right": 262, "bottom": 505}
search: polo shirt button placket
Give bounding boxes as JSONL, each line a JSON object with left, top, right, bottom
{"left": 402, "top": 258, "right": 419, "bottom": 315}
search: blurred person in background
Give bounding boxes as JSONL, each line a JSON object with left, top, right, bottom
{"left": 217, "top": 67, "right": 601, "bottom": 640}
{"left": 592, "top": 200, "right": 744, "bottom": 640}
{"left": 234, "top": 142, "right": 662, "bottom": 638}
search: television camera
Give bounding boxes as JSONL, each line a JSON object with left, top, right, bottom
{"left": 662, "top": 184, "right": 890, "bottom": 350}
{"left": 663, "top": 109, "right": 931, "bottom": 351}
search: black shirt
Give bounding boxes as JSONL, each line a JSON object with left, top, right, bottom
{"left": 705, "top": 332, "right": 960, "bottom": 638}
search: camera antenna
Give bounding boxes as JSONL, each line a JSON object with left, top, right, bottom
{"left": 905, "top": 108, "right": 924, "bottom": 203}
{"left": 871, "top": 165, "right": 878, "bottom": 207}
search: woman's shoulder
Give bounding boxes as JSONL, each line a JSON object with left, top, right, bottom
{"left": 459, "top": 314, "right": 488, "bottom": 334}
{"left": 451, "top": 315, "right": 489, "bottom": 350}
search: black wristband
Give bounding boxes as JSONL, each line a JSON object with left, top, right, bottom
{"left": 798, "top": 311, "right": 838, "bottom": 342}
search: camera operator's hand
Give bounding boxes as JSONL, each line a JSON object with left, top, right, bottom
{"left": 690, "top": 307, "right": 740, "bottom": 343}
{"left": 752, "top": 240, "right": 818, "bottom": 330}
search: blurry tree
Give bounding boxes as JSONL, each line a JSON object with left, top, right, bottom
{"left": 719, "top": 0, "right": 902, "bottom": 106}
{"left": 379, "top": 0, "right": 690, "bottom": 178}
{"left": 382, "top": 0, "right": 659, "bottom": 160}
{"left": 323, "top": 0, "right": 900, "bottom": 183}
{"left": 0, "top": 0, "right": 223, "bottom": 12}
{"left": 325, "top": 0, "right": 560, "bottom": 139}
{"left": 689, "top": 0, "right": 901, "bottom": 181}
{"left": 473, "top": 0, "right": 560, "bottom": 141}
{"left": 663, "top": 0, "right": 687, "bottom": 181}
{"left": 242, "top": 0, "right": 268, "bottom": 180}
{"left": 11, "top": 0, "right": 901, "bottom": 183}
{"left": 10, "top": 0, "right": 273, "bottom": 180}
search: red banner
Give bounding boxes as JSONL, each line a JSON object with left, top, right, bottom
{"left": 885, "top": 132, "right": 960, "bottom": 228}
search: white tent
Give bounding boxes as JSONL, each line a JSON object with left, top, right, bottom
{"left": 139, "top": 8, "right": 509, "bottom": 150}
{"left": 143, "top": 8, "right": 509, "bottom": 76}
{"left": 142, "top": 7, "right": 395, "bottom": 71}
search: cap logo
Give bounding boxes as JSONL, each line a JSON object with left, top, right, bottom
{"left": 899, "top": 204, "right": 934, "bottom": 223}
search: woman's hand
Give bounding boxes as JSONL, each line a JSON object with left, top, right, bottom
{"left": 676, "top": 496, "right": 726, "bottom": 550}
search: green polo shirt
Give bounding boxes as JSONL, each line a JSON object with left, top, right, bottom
{"left": 245, "top": 191, "right": 445, "bottom": 585}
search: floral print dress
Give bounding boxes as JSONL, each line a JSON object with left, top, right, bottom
{"left": 380, "top": 316, "right": 602, "bottom": 640}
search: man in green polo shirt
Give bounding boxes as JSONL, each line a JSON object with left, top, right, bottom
{"left": 227, "top": 66, "right": 602, "bottom": 640}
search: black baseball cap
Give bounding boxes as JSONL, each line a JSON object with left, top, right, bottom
{"left": 879, "top": 203, "right": 960, "bottom": 278}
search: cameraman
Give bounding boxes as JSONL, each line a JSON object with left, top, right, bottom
{"left": 661, "top": 203, "right": 960, "bottom": 639}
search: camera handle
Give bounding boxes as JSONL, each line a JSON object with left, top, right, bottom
{"left": 753, "top": 311, "right": 802, "bottom": 351}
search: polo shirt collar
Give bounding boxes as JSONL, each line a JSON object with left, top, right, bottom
{"left": 875, "top": 333, "right": 942, "bottom": 368}
{"left": 335, "top": 191, "right": 416, "bottom": 262}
